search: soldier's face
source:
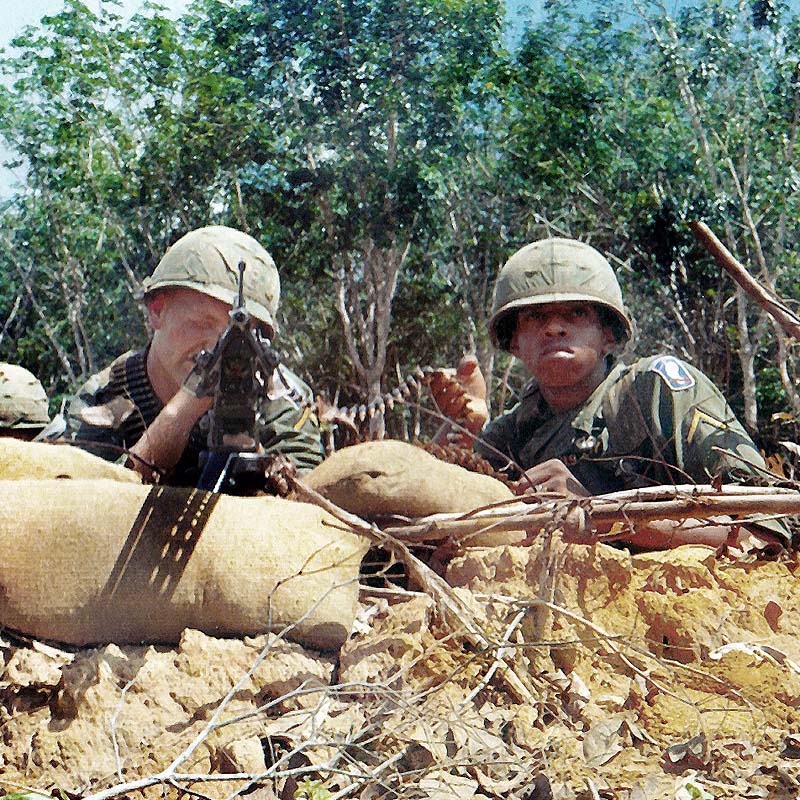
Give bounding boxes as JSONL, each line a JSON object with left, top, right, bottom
{"left": 510, "top": 302, "right": 616, "bottom": 397}
{"left": 146, "top": 288, "right": 232, "bottom": 395}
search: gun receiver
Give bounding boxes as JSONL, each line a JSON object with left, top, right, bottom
{"left": 195, "top": 261, "right": 282, "bottom": 491}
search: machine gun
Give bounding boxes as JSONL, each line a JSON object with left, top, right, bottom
{"left": 191, "top": 261, "right": 284, "bottom": 493}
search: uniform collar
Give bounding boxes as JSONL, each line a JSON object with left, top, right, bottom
{"left": 570, "top": 361, "right": 627, "bottom": 434}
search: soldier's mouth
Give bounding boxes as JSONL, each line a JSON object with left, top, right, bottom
{"left": 540, "top": 345, "right": 573, "bottom": 357}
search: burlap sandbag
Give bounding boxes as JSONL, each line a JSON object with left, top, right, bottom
{"left": 303, "top": 440, "right": 523, "bottom": 546}
{"left": 0, "top": 438, "right": 140, "bottom": 483}
{"left": 0, "top": 479, "right": 367, "bottom": 651}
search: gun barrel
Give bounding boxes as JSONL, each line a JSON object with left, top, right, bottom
{"left": 237, "top": 260, "right": 246, "bottom": 309}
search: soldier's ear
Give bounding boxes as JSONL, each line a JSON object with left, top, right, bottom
{"left": 145, "top": 290, "right": 169, "bottom": 329}
{"left": 601, "top": 325, "right": 618, "bottom": 356}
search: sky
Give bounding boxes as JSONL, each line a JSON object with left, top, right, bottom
{"left": 2, "top": 0, "right": 189, "bottom": 42}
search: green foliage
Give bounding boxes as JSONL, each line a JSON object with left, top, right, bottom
{"left": 293, "top": 779, "right": 333, "bottom": 800}
{"left": 187, "top": 0, "right": 506, "bottom": 253}
{"left": 1, "top": 0, "right": 800, "bottom": 438}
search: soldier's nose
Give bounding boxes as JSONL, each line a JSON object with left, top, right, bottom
{"left": 544, "top": 315, "right": 567, "bottom": 334}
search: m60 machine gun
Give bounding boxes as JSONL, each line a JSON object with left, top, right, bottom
{"left": 191, "top": 261, "right": 285, "bottom": 493}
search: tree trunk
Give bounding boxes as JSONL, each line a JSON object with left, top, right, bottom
{"left": 335, "top": 238, "right": 410, "bottom": 439}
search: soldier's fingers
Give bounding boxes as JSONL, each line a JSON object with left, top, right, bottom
{"left": 461, "top": 400, "right": 489, "bottom": 433}
{"left": 441, "top": 393, "right": 470, "bottom": 418}
{"left": 454, "top": 355, "right": 487, "bottom": 401}
{"left": 430, "top": 375, "right": 468, "bottom": 414}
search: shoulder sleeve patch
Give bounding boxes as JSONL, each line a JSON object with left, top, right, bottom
{"left": 648, "top": 356, "right": 696, "bottom": 391}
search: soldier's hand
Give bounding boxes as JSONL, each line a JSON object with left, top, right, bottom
{"left": 263, "top": 453, "right": 297, "bottom": 497}
{"left": 517, "top": 458, "right": 590, "bottom": 498}
{"left": 429, "top": 354, "right": 489, "bottom": 435}
{"left": 182, "top": 349, "right": 219, "bottom": 398}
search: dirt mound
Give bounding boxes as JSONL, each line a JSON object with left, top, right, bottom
{"left": 2, "top": 534, "right": 800, "bottom": 798}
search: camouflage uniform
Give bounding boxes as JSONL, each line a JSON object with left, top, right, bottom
{"left": 63, "top": 226, "right": 324, "bottom": 485}
{"left": 66, "top": 347, "right": 324, "bottom": 485}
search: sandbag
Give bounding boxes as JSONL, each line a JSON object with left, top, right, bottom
{"left": 0, "top": 479, "right": 368, "bottom": 651}
{"left": 0, "top": 438, "right": 140, "bottom": 482}
{"left": 303, "top": 440, "right": 523, "bottom": 546}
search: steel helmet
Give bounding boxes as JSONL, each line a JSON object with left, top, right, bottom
{"left": 0, "top": 363, "right": 49, "bottom": 429}
{"left": 141, "top": 226, "right": 281, "bottom": 334}
{"left": 488, "top": 237, "right": 633, "bottom": 351}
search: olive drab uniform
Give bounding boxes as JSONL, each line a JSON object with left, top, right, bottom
{"left": 476, "top": 354, "right": 769, "bottom": 491}
{"left": 473, "top": 236, "right": 792, "bottom": 546}
{"left": 475, "top": 353, "right": 790, "bottom": 544}
{"left": 65, "top": 347, "right": 324, "bottom": 485}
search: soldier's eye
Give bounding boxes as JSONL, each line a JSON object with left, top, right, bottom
{"left": 519, "top": 308, "right": 544, "bottom": 323}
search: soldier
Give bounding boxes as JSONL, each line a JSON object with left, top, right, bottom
{"left": 434, "top": 237, "right": 789, "bottom": 551}
{"left": 64, "top": 226, "right": 324, "bottom": 487}
{"left": 0, "top": 363, "right": 50, "bottom": 440}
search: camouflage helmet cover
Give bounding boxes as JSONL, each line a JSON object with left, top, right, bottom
{"left": 141, "top": 226, "right": 281, "bottom": 333}
{"left": 488, "top": 237, "right": 633, "bottom": 351}
{"left": 0, "top": 363, "right": 49, "bottom": 429}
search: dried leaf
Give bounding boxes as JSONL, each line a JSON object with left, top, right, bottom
{"left": 764, "top": 600, "right": 783, "bottom": 633}
{"left": 782, "top": 733, "right": 800, "bottom": 759}
{"left": 630, "top": 775, "right": 664, "bottom": 799}
{"left": 524, "top": 773, "right": 554, "bottom": 800}
{"left": 471, "top": 765, "right": 530, "bottom": 796}
{"left": 418, "top": 772, "right": 478, "bottom": 798}
{"left": 741, "top": 787, "right": 769, "bottom": 798}
{"left": 665, "top": 734, "right": 708, "bottom": 768}
{"left": 622, "top": 716, "right": 658, "bottom": 745}
{"left": 583, "top": 716, "right": 625, "bottom": 767}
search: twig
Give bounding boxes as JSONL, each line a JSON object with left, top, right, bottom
{"left": 376, "top": 485, "right": 800, "bottom": 544}
{"left": 325, "top": 751, "right": 406, "bottom": 800}
{"left": 690, "top": 220, "right": 800, "bottom": 340}
{"left": 457, "top": 609, "right": 526, "bottom": 711}
{"left": 585, "top": 777, "right": 602, "bottom": 800}
{"left": 82, "top": 558, "right": 366, "bottom": 800}
{"left": 109, "top": 676, "right": 138, "bottom": 781}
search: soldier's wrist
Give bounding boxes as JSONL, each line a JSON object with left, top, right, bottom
{"left": 168, "top": 388, "right": 212, "bottom": 427}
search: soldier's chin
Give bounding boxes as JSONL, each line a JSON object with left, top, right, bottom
{"left": 534, "top": 353, "right": 576, "bottom": 384}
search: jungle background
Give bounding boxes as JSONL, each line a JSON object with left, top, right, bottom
{"left": 1, "top": 0, "right": 799, "bottom": 446}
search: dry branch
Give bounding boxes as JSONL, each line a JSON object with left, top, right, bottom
{"left": 290, "top": 476, "right": 535, "bottom": 705}
{"left": 377, "top": 484, "right": 800, "bottom": 544}
{"left": 690, "top": 220, "right": 800, "bottom": 340}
